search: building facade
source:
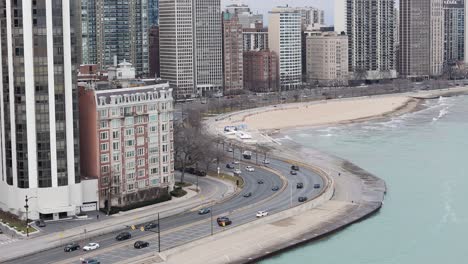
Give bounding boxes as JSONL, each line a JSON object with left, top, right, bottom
{"left": 335, "top": 0, "right": 397, "bottom": 81}
{"left": 79, "top": 79, "right": 175, "bottom": 209}
{"left": 81, "top": 0, "right": 149, "bottom": 75}
{"left": 223, "top": 13, "right": 244, "bottom": 93}
{"left": 225, "top": 3, "right": 263, "bottom": 28}
{"left": 243, "top": 27, "right": 269, "bottom": 51}
{"left": 243, "top": 50, "right": 278, "bottom": 92}
{"left": 149, "top": 26, "right": 161, "bottom": 78}
{"left": 400, "top": 0, "right": 444, "bottom": 78}
{"left": 159, "top": 0, "right": 195, "bottom": 98}
{"left": 0, "top": 0, "right": 98, "bottom": 220}
{"left": 194, "top": 0, "right": 224, "bottom": 95}
{"left": 149, "top": 0, "right": 159, "bottom": 26}
{"left": 269, "top": 7, "right": 302, "bottom": 90}
{"left": 306, "top": 32, "right": 349, "bottom": 86}
{"left": 295, "top": 6, "right": 326, "bottom": 30}
{"left": 443, "top": 0, "right": 465, "bottom": 65}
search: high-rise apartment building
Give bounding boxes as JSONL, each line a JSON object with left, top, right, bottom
{"left": 225, "top": 3, "right": 263, "bottom": 28}
{"left": 79, "top": 68, "right": 175, "bottom": 209}
{"left": 269, "top": 7, "right": 302, "bottom": 90}
{"left": 243, "top": 27, "right": 269, "bottom": 51}
{"left": 306, "top": 32, "right": 349, "bottom": 86}
{"left": 400, "top": 0, "right": 444, "bottom": 78}
{"left": 149, "top": 0, "right": 159, "bottom": 26}
{"left": 295, "top": 6, "right": 326, "bottom": 30}
{"left": 243, "top": 51, "right": 279, "bottom": 93}
{"left": 0, "top": 0, "right": 98, "bottom": 220}
{"left": 159, "top": 0, "right": 195, "bottom": 98}
{"left": 223, "top": 13, "right": 244, "bottom": 93}
{"left": 160, "top": 0, "right": 223, "bottom": 98}
{"left": 443, "top": 0, "right": 465, "bottom": 64}
{"left": 81, "top": 0, "right": 149, "bottom": 75}
{"left": 194, "top": 0, "right": 224, "bottom": 94}
{"left": 335, "top": 0, "right": 397, "bottom": 80}
{"left": 149, "top": 26, "right": 161, "bottom": 78}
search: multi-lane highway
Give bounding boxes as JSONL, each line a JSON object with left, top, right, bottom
{"left": 6, "top": 152, "right": 324, "bottom": 264}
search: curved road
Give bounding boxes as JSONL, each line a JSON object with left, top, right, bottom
{"left": 6, "top": 153, "right": 324, "bottom": 264}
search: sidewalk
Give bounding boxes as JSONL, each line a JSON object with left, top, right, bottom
{"left": 0, "top": 175, "right": 237, "bottom": 263}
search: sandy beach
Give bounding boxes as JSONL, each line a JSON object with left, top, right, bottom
{"left": 218, "top": 96, "right": 419, "bottom": 131}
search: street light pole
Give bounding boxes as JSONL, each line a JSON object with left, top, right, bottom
{"left": 24, "top": 196, "right": 29, "bottom": 237}
{"left": 158, "top": 212, "right": 161, "bottom": 253}
{"left": 210, "top": 207, "right": 213, "bottom": 236}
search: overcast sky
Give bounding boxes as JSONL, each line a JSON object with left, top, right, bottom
{"left": 221, "top": 0, "right": 335, "bottom": 25}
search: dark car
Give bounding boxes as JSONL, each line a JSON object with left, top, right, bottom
{"left": 297, "top": 182, "right": 304, "bottom": 189}
{"left": 115, "top": 232, "right": 131, "bottom": 241}
{"left": 81, "top": 258, "right": 100, "bottom": 264}
{"left": 314, "top": 184, "right": 321, "bottom": 189}
{"left": 290, "top": 170, "right": 297, "bottom": 175}
{"left": 198, "top": 208, "right": 211, "bottom": 215}
{"left": 0, "top": 228, "right": 3, "bottom": 234}
{"left": 185, "top": 167, "right": 196, "bottom": 174}
{"left": 134, "top": 241, "right": 149, "bottom": 249}
{"left": 291, "top": 165, "right": 300, "bottom": 171}
{"left": 216, "top": 217, "right": 232, "bottom": 226}
{"left": 194, "top": 170, "right": 207, "bottom": 176}
{"left": 144, "top": 222, "right": 158, "bottom": 230}
{"left": 257, "top": 179, "right": 264, "bottom": 184}
{"left": 272, "top": 186, "right": 280, "bottom": 191}
{"left": 298, "top": 196, "right": 307, "bottom": 202}
{"left": 64, "top": 243, "right": 80, "bottom": 252}
{"left": 35, "top": 219, "right": 46, "bottom": 227}
{"left": 226, "top": 163, "right": 235, "bottom": 169}
{"left": 243, "top": 192, "right": 252, "bottom": 198}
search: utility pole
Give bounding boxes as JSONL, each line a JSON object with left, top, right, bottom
{"left": 210, "top": 207, "right": 214, "bottom": 236}
{"left": 158, "top": 212, "right": 161, "bottom": 253}
{"left": 24, "top": 196, "right": 29, "bottom": 237}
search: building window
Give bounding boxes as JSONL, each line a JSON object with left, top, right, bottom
{"left": 162, "top": 155, "right": 168, "bottom": 163}
{"left": 162, "top": 145, "right": 168, "bottom": 153}
{"left": 149, "top": 126, "right": 157, "bottom": 133}
{"left": 138, "top": 159, "right": 145, "bottom": 166}
{"left": 102, "top": 176, "right": 109, "bottom": 184}
{"left": 112, "top": 131, "right": 120, "bottom": 139}
{"left": 162, "top": 134, "right": 167, "bottom": 143}
{"left": 150, "top": 156, "right": 158, "bottom": 164}
{"left": 125, "top": 117, "right": 134, "bottom": 126}
{"left": 151, "top": 178, "right": 158, "bottom": 185}
{"left": 112, "top": 119, "right": 120, "bottom": 128}
{"left": 138, "top": 169, "right": 145, "bottom": 177}
{"left": 125, "top": 128, "right": 134, "bottom": 136}
{"left": 128, "top": 184, "right": 134, "bottom": 191}
{"left": 100, "top": 121, "right": 108, "bottom": 128}
{"left": 161, "top": 124, "right": 167, "bottom": 132}
{"left": 113, "top": 153, "right": 120, "bottom": 162}
{"left": 99, "top": 109, "right": 107, "bottom": 118}
{"left": 126, "top": 140, "right": 134, "bottom": 147}
{"left": 100, "top": 154, "right": 109, "bottom": 163}
{"left": 137, "top": 148, "right": 144, "bottom": 156}
{"left": 113, "top": 142, "right": 120, "bottom": 151}
{"left": 127, "top": 172, "right": 135, "bottom": 180}
{"left": 150, "top": 168, "right": 158, "bottom": 175}
{"left": 150, "top": 115, "right": 158, "bottom": 122}
{"left": 100, "top": 143, "right": 108, "bottom": 151}
{"left": 100, "top": 132, "right": 108, "bottom": 140}
{"left": 126, "top": 161, "right": 135, "bottom": 169}
{"left": 149, "top": 147, "right": 158, "bottom": 154}
{"left": 137, "top": 137, "right": 144, "bottom": 146}
{"left": 126, "top": 151, "right": 135, "bottom": 158}
{"left": 101, "top": 165, "right": 109, "bottom": 174}
{"left": 137, "top": 126, "right": 144, "bottom": 134}
{"left": 163, "top": 166, "right": 168, "bottom": 173}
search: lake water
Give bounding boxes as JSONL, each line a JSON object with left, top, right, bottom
{"left": 261, "top": 96, "right": 468, "bottom": 264}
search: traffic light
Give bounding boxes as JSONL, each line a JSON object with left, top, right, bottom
{"left": 131, "top": 225, "right": 136, "bottom": 230}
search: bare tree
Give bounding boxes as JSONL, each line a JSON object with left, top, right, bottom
{"left": 174, "top": 123, "right": 204, "bottom": 183}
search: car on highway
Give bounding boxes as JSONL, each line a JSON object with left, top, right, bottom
{"left": 233, "top": 169, "right": 242, "bottom": 175}
{"left": 290, "top": 170, "right": 297, "bottom": 175}
{"left": 64, "top": 242, "right": 80, "bottom": 252}
{"left": 262, "top": 159, "right": 270, "bottom": 164}
{"left": 144, "top": 222, "right": 158, "bottom": 230}
{"left": 272, "top": 186, "right": 280, "bottom": 191}
{"left": 245, "top": 166, "right": 255, "bottom": 172}
{"left": 115, "top": 232, "right": 131, "bottom": 241}
{"left": 297, "top": 182, "right": 304, "bottom": 189}
{"left": 83, "top": 243, "right": 100, "bottom": 251}
{"left": 256, "top": 211, "right": 269, "bottom": 218}
{"left": 194, "top": 169, "right": 207, "bottom": 176}
{"left": 243, "top": 192, "right": 252, "bottom": 198}
{"left": 227, "top": 147, "right": 233, "bottom": 152}
{"left": 198, "top": 208, "right": 211, "bottom": 215}
{"left": 81, "top": 258, "right": 100, "bottom": 264}
{"left": 217, "top": 217, "right": 232, "bottom": 226}
{"left": 226, "top": 163, "right": 235, "bottom": 169}
{"left": 314, "top": 184, "right": 321, "bottom": 189}
{"left": 291, "top": 165, "right": 300, "bottom": 171}
{"left": 257, "top": 179, "right": 264, "bottom": 184}
{"left": 298, "top": 197, "right": 307, "bottom": 202}
{"left": 232, "top": 161, "right": 240, "bottom": 164}
{"left": 134, "top": 241, "right": 150, "bottom": 249}
{"left": 0, "top": 228, "right": 3, "bottom": 234}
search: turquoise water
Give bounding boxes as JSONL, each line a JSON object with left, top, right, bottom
{"left": 262, "top": 96, "right": 468, "bottom": 264}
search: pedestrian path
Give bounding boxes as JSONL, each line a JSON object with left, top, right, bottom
{"left": 0, "top": 235, "right": 17, "bottom": 246}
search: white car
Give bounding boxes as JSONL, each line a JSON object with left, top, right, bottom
{"left": 262, "top": 159, "right": 270, "bottom": 164}
{"left": 232, "top": 161, "right": 240, "bottom": 164}
{"left": 233, "top": 169, "right": 242, "bottom": 175}
{"left": 256, "top": 211, "right": 268, "bottom": 218}
{"left": 83, "top": 243, "right": 100, "bottom": 251}
{"left": 227, "top": 148, "right": 233, "bottom": 152}
{"left": 245, "top": 166, "right": 255, "bottom": 172}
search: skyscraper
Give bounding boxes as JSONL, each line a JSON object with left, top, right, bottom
{"left": 149, "top": 0, "right": 159, "bottom": 26}
{"left": 81, "top": 1, "right": 149, "bottom": 75}
{"left": 159, "top": 0, "right": 195, "bottom": 98}
{"left": 335, "top": 0, "right": 396, "bottom": 81}
{"left": 0, "top": 0, "right": 93, "bottom": 219}
{"left": 223, "top": 13, "right": 244, "bottom": 93}
{"left": 269, "top": 7, "right": 302, "bottom": 90}
{"left": 400, "top": 0, "right": 444, "bottom": 78}
{"left": 194, "top": 0, "right": 224, "bottom": 95}
{"left": 443, "top": 0, "right": 465, "bottom": 64}
{"left": 160, "top": 0, "right": 223, "bottom": 98}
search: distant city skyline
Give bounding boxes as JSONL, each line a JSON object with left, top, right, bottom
{"left": 221, "top": 0, "right": 334, "bottom": 25}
